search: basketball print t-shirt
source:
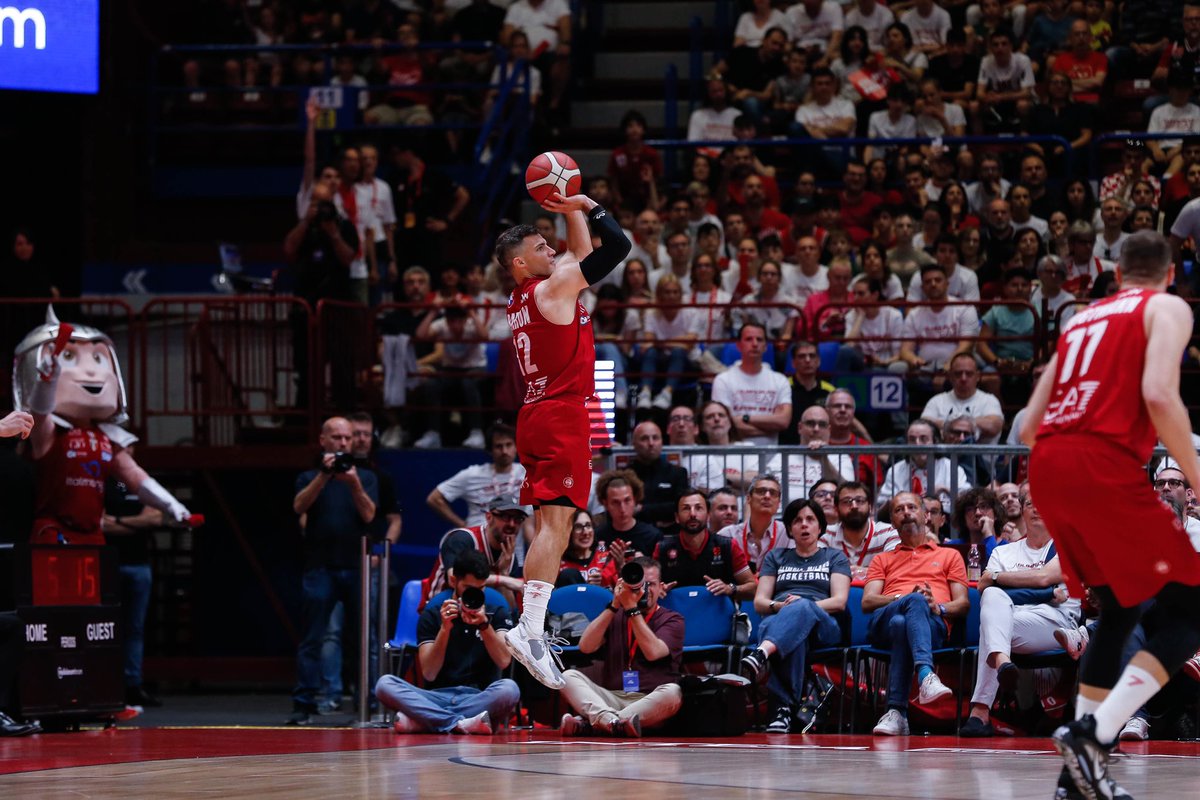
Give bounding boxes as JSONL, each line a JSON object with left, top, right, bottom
{"left": 1037, "top": 287, "right": 1157, "bottom": 459}
{"left": 760, "top": 546, "right": 851, "bottom": 603}
{"left": 507, "top": 276, "right": 595, "bottom": 403}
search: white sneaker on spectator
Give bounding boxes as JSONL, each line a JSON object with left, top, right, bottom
{"left": 1118, "top": 717, "right": 1149, "bottom": 742}
{"left": 560, "top": 713, "right": 591, "bottom": 737}
{"left": 636, "top": 387, "right": 652, "bottom": 409}
{"left": 873, "top": 709, "right": 910, "bottom": 736}
{"left": 462, "top": 429, "right": 486, "bottom": 449}
{"left": 917, "top": 671, "right": 953, "bottom": 704}
{"left": 413, "top": 430, "right": 442, "bottom": 449}
{"left": 652, "top": 388, "right": 673, "bottom": 409}
{"left": 1054, "top": 625, "right": 1090, "bottom": 661}
{"left": 453, "top": 711, "right": 492, "bottom": 735}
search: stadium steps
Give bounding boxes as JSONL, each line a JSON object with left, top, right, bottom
{"left": 554, "top": 0, "right": 723, "bottom": 177}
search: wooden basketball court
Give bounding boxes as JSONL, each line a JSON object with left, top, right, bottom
{"left": 2, "top": 728, "right": 1198, "bottom": 798}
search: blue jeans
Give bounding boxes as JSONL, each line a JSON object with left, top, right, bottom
{"left": 319, "top": 569, "right": 381, "bottom": 704}
{"left": 321, "top": 602, "right": 344, "bottom": 701}
{"left": 758, "top": 598, "right": 842, "bottom": 708}
{"left": 868, "top": 593, "right": 948, "bottom": 712}
{"left": 294, "top": 567, "right": 361, "bottom": 710}
{"left": 639, "top": 346, "right": 688, "bottom": 393}
{"left": 120, "top": 564, "right": 152, "bottom": 688}
{"left": 594, "top": 342, "right": 629, "bottom": 398}
{"left": 374, "top": 675, "right": 520, "bottom": 733}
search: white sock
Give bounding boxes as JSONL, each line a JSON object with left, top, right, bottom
{"left": 1092, "top": 665, "right": 1162, "bottom": 744}
{"left": 1074, "top": 694, "right": 1101, "bottom": 721}
{"left": 519, "top": 580, "right": 554, "bottom": 633}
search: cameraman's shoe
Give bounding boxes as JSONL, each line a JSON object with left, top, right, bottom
{"left": 765, "top": 706, "right": 792, "bottom": 734}
{"left": 503, "top": 623, "right": 566, "bottom": 689}
{"left": 560, "top": 713, "right": 592, "bottom": 737}
{"left": 597, "top": 713, "right": 641, "bottom": 738}
{"left": 453, "top": 711, "right": 492, "bottom": 735}
{"left": 1052, "top": 715, "right": 1133, "bottom": 800}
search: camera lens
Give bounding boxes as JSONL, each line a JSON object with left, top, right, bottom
{"left": 460, "top": 586, "right": 486, "bottom": 611}
{"left": 621, "top": 562, "right": 644, "bottom": 590}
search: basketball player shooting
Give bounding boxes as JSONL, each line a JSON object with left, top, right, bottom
{"left": 1021, "top": 231, "right": 1200, "bottom": 800}
{"left": 494, "top": 191, "right": 630, "bottom": 688}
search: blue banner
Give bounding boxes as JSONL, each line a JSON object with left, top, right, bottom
{"left": 0, "top": 1, "right": 99, "bottom": 94}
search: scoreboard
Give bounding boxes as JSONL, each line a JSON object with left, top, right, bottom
{"left": 6, "top": 545, "right": 124, "bottom": 719}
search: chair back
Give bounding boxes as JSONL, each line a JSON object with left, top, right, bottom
{"left": 846, "top": 585, "right": 871, "bottom": 646}
{"left": 962, "top": 585, "right": 982, "bottom": 647}
{"left": 548, "top": 584, "right": 615, "bottom": 620}
{"left": 659, "top": 588, "right": 736, "bottom": 647}
{"left": 390, "top": 579, "right": 424, "bottom": 648}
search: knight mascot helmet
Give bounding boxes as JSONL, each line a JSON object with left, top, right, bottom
{"left": 15, "top": 306, "right": 192, "bottom": 545}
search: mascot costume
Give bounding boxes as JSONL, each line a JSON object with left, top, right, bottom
{"left": 13, "top": 307, "right": 193, "bottom": 545}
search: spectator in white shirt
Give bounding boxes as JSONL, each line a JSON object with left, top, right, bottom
{"left": 877, "top": 418, "right": 971, "bottom": 512}
{"left": 838, "top": 276, "right": 906, "bottom": 371}
{"left": 636, "top": 275, "right": 699, "bottom": 411}
{"left": 785, "top": 235, "right": 829, "bottom": 301}
{"left": 974, "top": 28, "right": 1035, "bottom": 132}
{"left": 1007, "top": 183, "right": 1048, "bottom": 238}
{"left": 1148, "top": 72, "right": 1200, "bottom": 174}
{"left": 787, "top": 0, "right": 845, "bottom": 66}
{"left": 793, "top": 68, "right": 856, "bottom": 140}
{"left": 355, "top": 144, "right": 398, "bottom": 301}
{"left": 845, "top": 0, "right": 895, "bottom": 49}
{"left": 866, "top": 83, "right": 918, "bottom": 166}
{"left": 907, "top": 233, "right": 981, "bottom": 302}
{"left": 920, "top": 353, "right": 1005, "bottom": 444}
{"left": 711, "top": 322, "right": 793, "bottom": 446}
{"left": 900, "top": 0, "right": 953, "bottom": 55}
{"left": 1030, "top": 255, "right": 1077, "bottom": 333}
{"left": 915, "top": 77, "right": 967, "bottom": 138}
{"left": 427, "top": 423, "right": 530, "bottom": 528}
{"left": 500, "top": 0, "right": 571, "bottom": 116}
{"left": 734, "top": 0, "right": 791, "bottom": 48}
{"left": 688, "top": 76, "right": 742, "bottom": 147}
{"left": 1094, "top": 196, "right": 1130, "bottom": 262}
{"left": 896, "top": 263, "right": 979, "bottom": 373}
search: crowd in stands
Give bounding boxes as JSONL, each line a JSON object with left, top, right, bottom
{"left": 395, "top": 417, "right": 1200, "bottom": 738}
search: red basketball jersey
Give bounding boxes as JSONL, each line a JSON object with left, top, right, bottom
{"left": 1036, "top": 287, "right": 1157, "bottom": 459}
{"left": 32, "top": 423, "right": 114, "bottom": 541}
{"left": 507, "top": 277, "right": 595, "bottom": 404}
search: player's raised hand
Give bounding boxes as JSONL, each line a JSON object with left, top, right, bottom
{"left": 0, "top": 411, "right": 34, "bottom": 439}
{"left": 541, "top": 192, "right": 597, "bottom": 215}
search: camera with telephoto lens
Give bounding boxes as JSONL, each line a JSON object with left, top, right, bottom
{"left": 315, "top": 200, "right": 338, "bottom": 223}
{"left": 460, "top": 586, "right": 486, "bottom": 611}
{"left": 326, "top": 451, "right": 355, "bottom": 474}
{"left": 621, "top": 562, "right": 650, "bottom": 610}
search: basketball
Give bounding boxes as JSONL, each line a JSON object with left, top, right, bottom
{"left": 525, "top": 151, "right": 582, "bottom": 205}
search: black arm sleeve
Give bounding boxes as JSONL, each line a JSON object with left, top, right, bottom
{"left": 579, "top": 205, "right": 632, "bottom": 286}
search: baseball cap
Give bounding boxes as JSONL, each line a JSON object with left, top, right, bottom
{"left": 488, "top": 496, "right": 527, "bottom": 515}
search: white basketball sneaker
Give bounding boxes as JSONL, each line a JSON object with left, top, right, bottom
{"left": 504, "top": 622, "right": 567, "bottom": 689}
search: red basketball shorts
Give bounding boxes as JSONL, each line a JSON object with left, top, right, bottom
{"left": 516, "top": 396, "right": 592, "bottom": 510}
{"left": 1029, "top": 434, "right": 1200, "bottom": 608}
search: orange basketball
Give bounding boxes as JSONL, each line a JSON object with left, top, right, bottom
{"left": 525, "top": 151, "right": 582, "bottom": 205}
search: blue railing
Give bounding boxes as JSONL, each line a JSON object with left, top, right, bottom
{"left": 470, "top": 60, "right": 533, "bottom": 262}
{"left": 1091, "top": 131, "right": 1193, "bottom": 180}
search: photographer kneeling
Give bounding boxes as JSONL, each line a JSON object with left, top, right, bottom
{"left": 560, "top": 557, "right": 684, "bottom": 737}
{"left": 375, "top": 550, "right": 519, "bottom": 735}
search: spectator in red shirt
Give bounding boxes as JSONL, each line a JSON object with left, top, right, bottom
{"left": 1161, "top": 137, "right": 1200, "bottom": 211}
{"left": 804, "top": 261, "right": 854, "bottom": 338}
{"left": 365, "top": 23, "right": 435, "bottom": 127}
{"left": 741, "top": 174, "right": 793, "bottom": 245}
{"left": 839, "top": 161, "right": 883, "bottom": 244}
{"left": 1049, "top": 19, "right": 1108, "bottom": 104}
{"left": 608, "top": 110, "right": 663, "bottom": 213}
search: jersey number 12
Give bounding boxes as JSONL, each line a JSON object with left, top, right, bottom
{"left": 515, "top": 331, "right": 538, "bottom": 376}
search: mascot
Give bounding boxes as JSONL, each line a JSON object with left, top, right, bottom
{"left": 13, "top": 307, "right": 192, "bottom": 545}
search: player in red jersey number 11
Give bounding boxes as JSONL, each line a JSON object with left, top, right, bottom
{"left": 494, "top": 191, "right": 630, "bottom": 688}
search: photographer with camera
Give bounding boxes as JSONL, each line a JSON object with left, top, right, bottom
{"left": 284, "top": 181, "right": 361, "bottom": 407}
{"left": 287, "top": 416, "right": 378, "bottom": 726}
{"left": 375, "top": 550, "right": 519, "bottom": 735}
{"left": 560, "top": 557, "right": 684, "bottom": 737}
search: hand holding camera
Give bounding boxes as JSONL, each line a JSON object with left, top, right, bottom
{"left": 440, "top": 598, "right": 460, "bottom": 629}
{"left": 321, "top": 452, "right": 358, "bottom": 482}
{"left": 615, "top": 562, "right": 647, "bottom": 611}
